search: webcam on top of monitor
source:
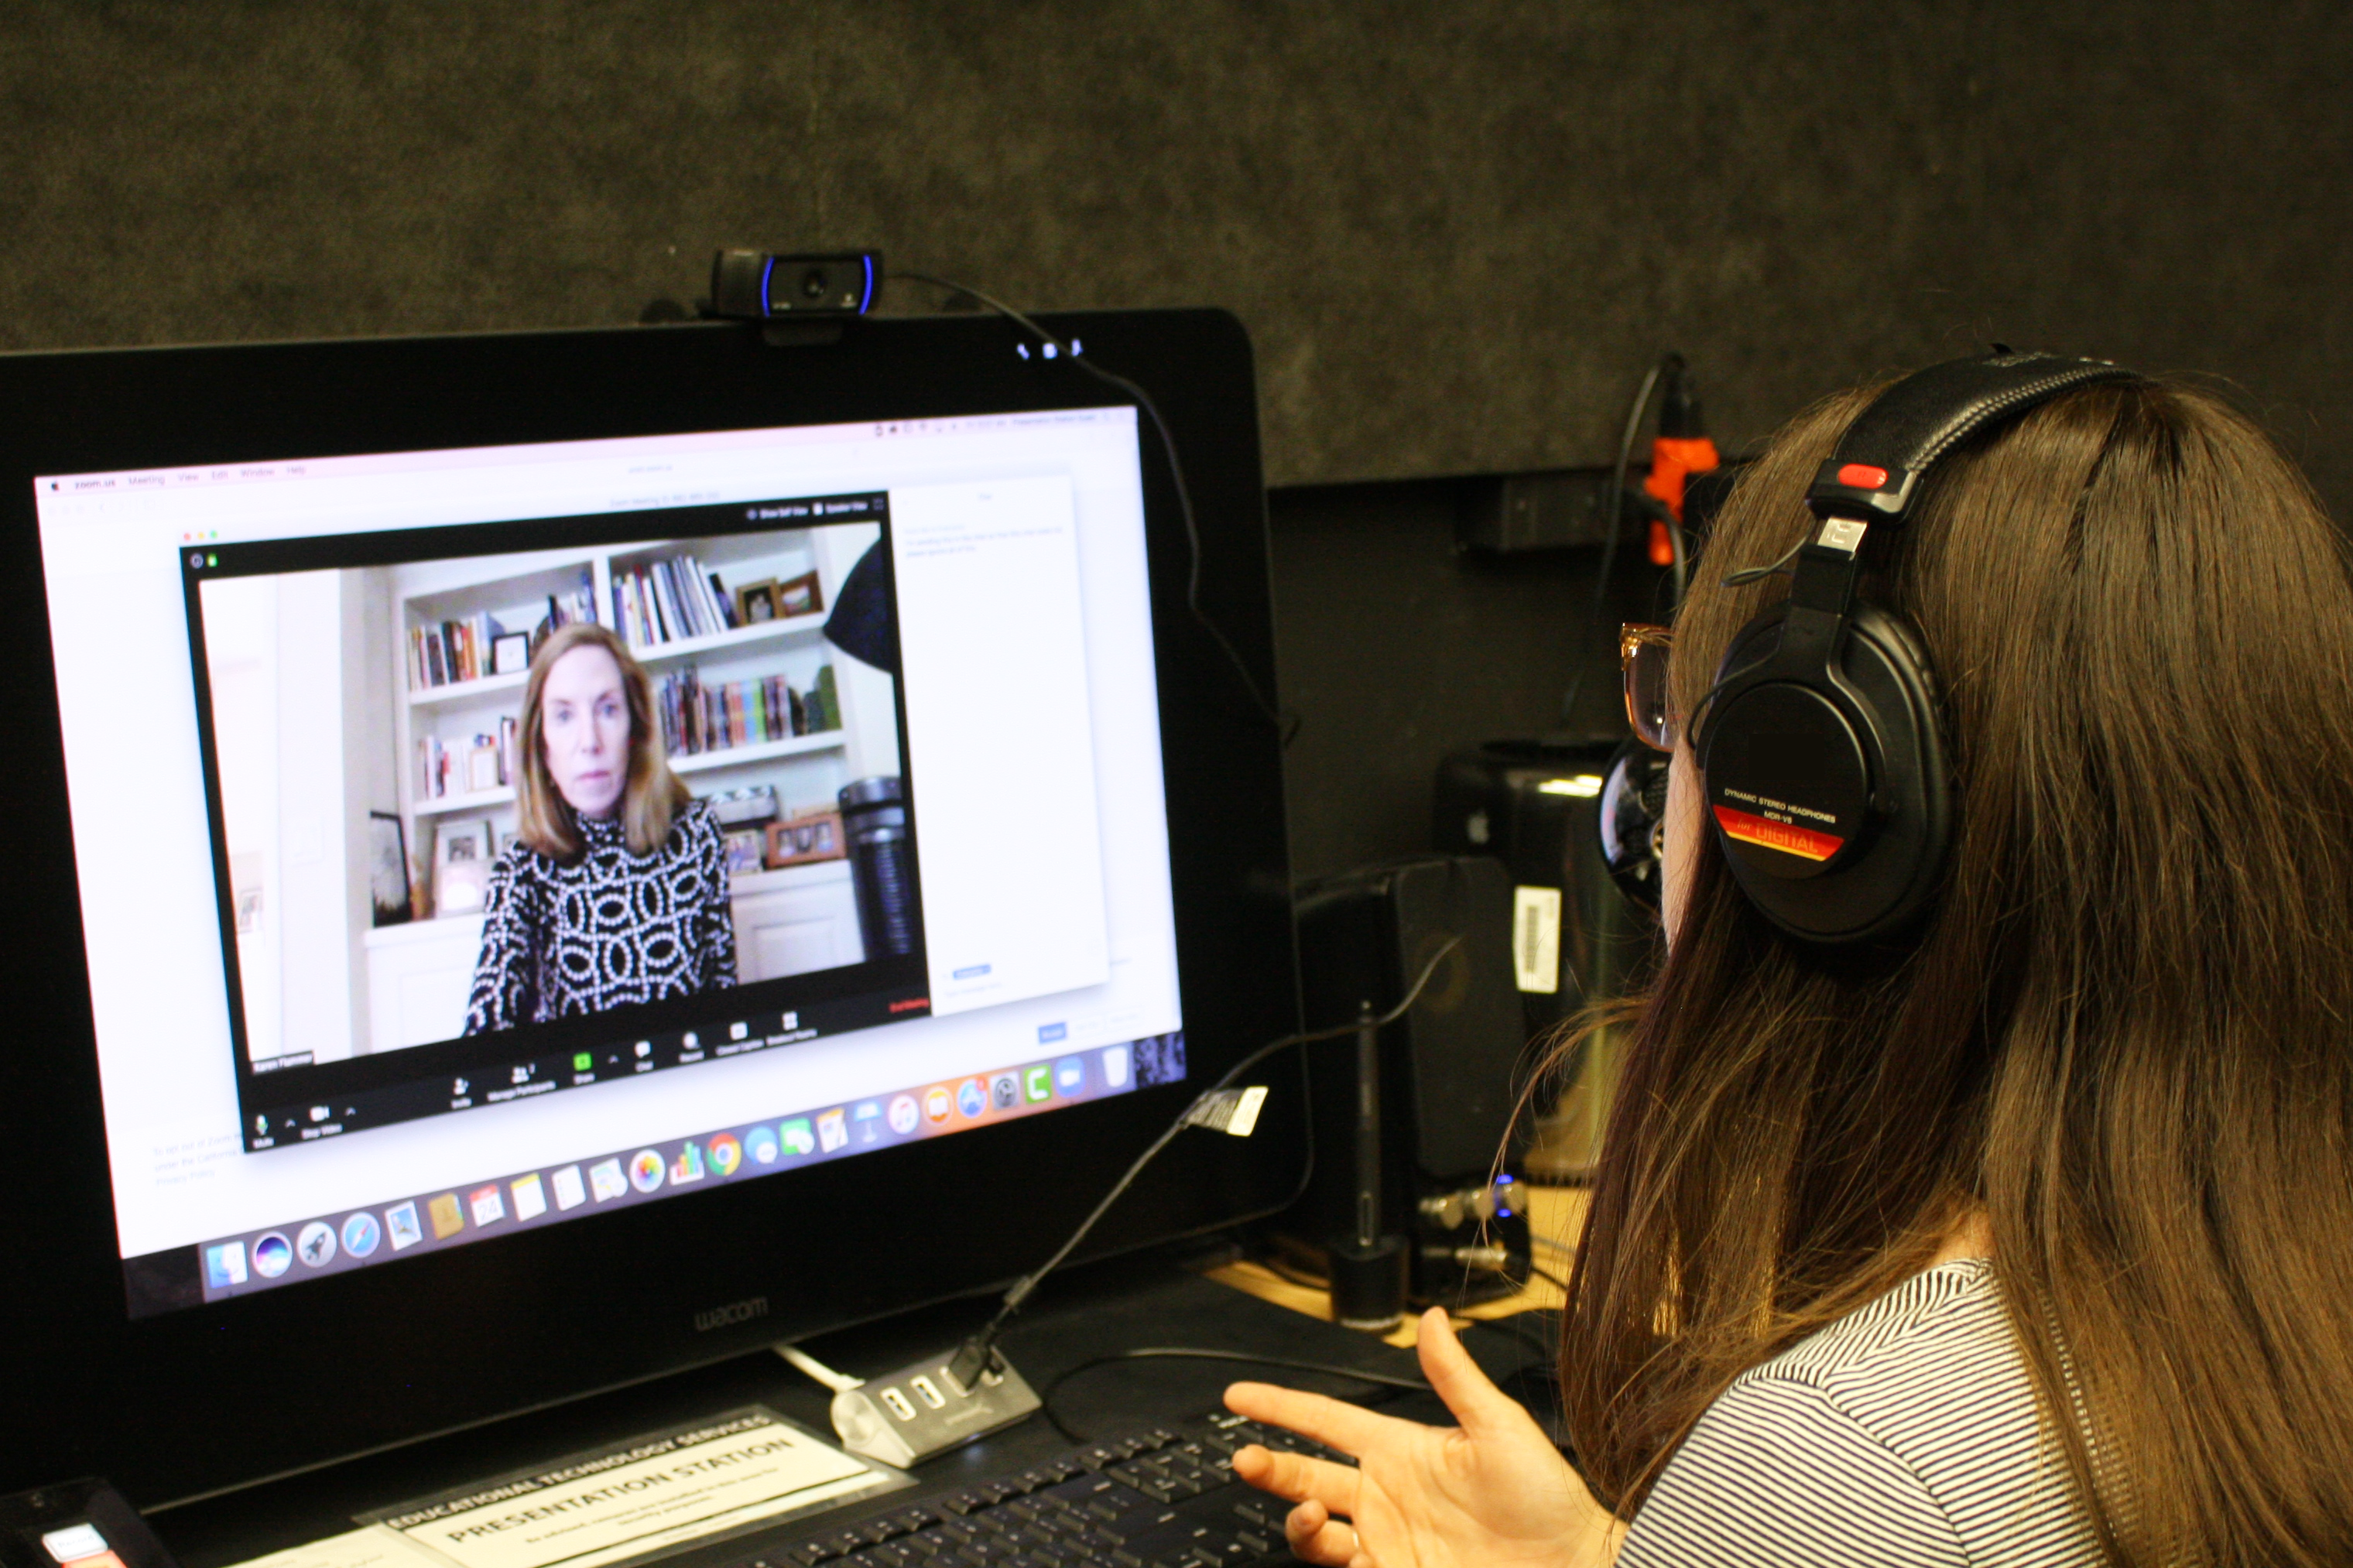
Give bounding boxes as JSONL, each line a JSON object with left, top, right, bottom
{"left": 709, "top": 249, "right": 883, "bottom": 320}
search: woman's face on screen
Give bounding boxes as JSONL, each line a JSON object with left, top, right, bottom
{"left": 541, "top": 645, "right": 632, "bottom": 819}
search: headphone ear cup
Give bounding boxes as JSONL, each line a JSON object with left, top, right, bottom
{"left": 1700, "top": 601, "right": 1951, "bottom": 943}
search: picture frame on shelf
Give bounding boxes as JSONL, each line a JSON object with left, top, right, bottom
{"left": 466, "top": 738, "right": 503, "bottom": 793}
{"left": 491, "top": 632, "right": 533, "bottom": 676}
{"left": 721, "top": 828, "right": 766, "bottom": 877}
{"left": 765, "top": 809, "right": 846, "bottom": 869}
{"left": 735, "top": 580, "right": 779, "bottom": 625}
{"left": 433, "top": 817, "right": 496, "bottom": 917}
{"left": 368, "top": 811, "right": 413, "bottom": 928}
{"left": 776, "top": 570, "right": 824, "bottom": 618}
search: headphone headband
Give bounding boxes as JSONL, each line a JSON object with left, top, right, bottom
{"left": 1803, "top": 351, "right": 2139, "bottom": 528}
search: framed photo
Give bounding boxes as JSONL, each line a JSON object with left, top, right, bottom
{"left": 735, "top": 580, "right": 779, "bottom": 625}
{"left": 467, "top": 740, "right": 502, "bottom": 794}
{"left": 368, "top": 811, "right": 413, "bottom": 928}
{"left": 722, "top": 827, "right": 766, "bottom": 877}
{"left": 491, "top": 632, "right": 533, "bottom": 676}
{"left": 765, "top": 809, "right": 846, "bottom": 869}
{"left": 776, "top": 570, "right": 824, "bottom": 618}
{"left": 433, "top": 817, "right": 496, "bottom": 916}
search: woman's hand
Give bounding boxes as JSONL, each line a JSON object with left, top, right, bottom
{"left": 1224, "top": 1308, "right": 1619, "bottom": 1568}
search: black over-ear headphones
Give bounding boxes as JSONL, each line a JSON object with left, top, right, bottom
{"left": 1693, "top": 350, "right": 2136, "bottom": 944}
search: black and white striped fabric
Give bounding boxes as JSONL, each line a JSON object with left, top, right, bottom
{"left": 1618, "top": 1259, "right": 2101, "bottom": 1566}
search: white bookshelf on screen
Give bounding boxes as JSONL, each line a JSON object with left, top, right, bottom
{"left": 361, "top": 523, "right": 901, "bottom": 1051}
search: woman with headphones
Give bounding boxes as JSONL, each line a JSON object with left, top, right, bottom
{"left": 1226, "top": 355, "right": 2353, "bottom": 1566}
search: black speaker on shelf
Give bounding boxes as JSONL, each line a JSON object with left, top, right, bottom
{"left": 1276, "top": 856, "right": 1534, "bottom": 1307}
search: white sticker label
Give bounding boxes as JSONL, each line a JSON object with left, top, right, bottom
{"left": 1513, "top": 885, "right": 1563, "bottom": 994}
{"left": 42, "top": 1528, "right": 108, "bottom": 1566}
{"left": 1182, "top": 1085, "right": 1269, "bottom": 1136}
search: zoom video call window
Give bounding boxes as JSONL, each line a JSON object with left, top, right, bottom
{"left": 36, "top": 410, "right": 1187, "bottom": 1316}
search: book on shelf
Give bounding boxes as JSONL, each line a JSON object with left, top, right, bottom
{"left": 614, "top": 552, "right": 747, "bottom": 649}
{"left": 417, "top": 715, "right": 519, "bottom": 800}
{"left": 653, "top": 662, "right": 841, "bottom": 758}
{"left": 406, "top": 567, "right": 594, "bottom": 692}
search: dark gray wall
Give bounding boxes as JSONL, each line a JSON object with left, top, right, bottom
{"left": 10, "top": 2, "right": 2348, "bottom": 875}
{"left": 6, "top": 2, "right": 2350, "bottom": 498}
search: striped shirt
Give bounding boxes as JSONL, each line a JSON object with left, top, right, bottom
{"left": 1617, "top": 1259, "right": 2102, "bottom": 1566}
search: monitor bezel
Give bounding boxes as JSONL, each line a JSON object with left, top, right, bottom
{"left": 0, "top": 310, "right": 1303, "bottom": 1507}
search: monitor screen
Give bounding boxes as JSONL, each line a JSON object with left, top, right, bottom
{"left": 3, "top": 313, "right": 1296, "bottom": 1507}
{"left": 38, "top": 407, "right": 1191, "bottom": 1316}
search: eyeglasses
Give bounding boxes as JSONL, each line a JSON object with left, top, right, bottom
{"left": 1621, "top": 623, "right": 1676, "bottom": 753}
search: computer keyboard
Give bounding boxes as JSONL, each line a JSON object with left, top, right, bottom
{"left": 753, "top": 1410, "right": 1337, "bottom": 1568}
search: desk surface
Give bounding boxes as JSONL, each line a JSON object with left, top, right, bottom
{"left": 1205, "top": 1184, "right": 1586, "bottom": 1348}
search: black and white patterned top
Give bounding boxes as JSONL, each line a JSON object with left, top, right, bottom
{"left": 1619, "top": 1258, "right": 2101, "bottom": 1566}
{"left": 463, "top": 799, "right": 736, "bottom": 1034}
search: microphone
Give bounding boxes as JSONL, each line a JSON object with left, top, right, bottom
{"left": 1643, "top": 354, "right": 1721, "bottom": 570}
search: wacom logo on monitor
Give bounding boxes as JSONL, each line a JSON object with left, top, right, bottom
{"left": 694, "top": 1296, "right": 770, "bottom": 1333}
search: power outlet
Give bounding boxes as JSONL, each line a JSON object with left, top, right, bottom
{"left": 827, "top": 1351, "right": 1042, "bottom": 1468}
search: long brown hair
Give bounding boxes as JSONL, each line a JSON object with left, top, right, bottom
{"left": 514, "top": 622, "right": 689, "bottom": 861}
{"left": 1559, "top": 374, "right": 2353, "bottom": 1565}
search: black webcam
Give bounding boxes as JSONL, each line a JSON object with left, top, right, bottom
{"left": 710, "top": 249, "right": 882, "bottom": 320}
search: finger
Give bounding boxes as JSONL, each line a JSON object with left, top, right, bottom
{"left": 1224, "top": 1379, "right": 1407, "bottom": 1457}
{"left": 1285, "top": 1500, "right": 1359, "bottom": 1568}
{"left": 1415, "top": 1308, "right": 1533, "bottom": 1437}
{"left": 1231, "top": 1445, "right": 1361, "bottom": 1515}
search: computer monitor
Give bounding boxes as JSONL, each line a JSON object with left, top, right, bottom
{"left": 1, "top": 311, "right": 1301, "bottom": 1506}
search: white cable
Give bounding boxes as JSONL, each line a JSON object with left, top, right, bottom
{"left": 775, "top": 1343, "right": 864, "bottom": 1392}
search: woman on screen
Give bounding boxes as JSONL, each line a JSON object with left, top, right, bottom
{"left": 464, "top": 624, "right": 735, "bottom": 1034}
{"left": 1226, "top": 368, "right": 2353, "bottom": 1566}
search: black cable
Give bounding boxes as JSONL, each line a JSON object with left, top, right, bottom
{"left": 890, "top": 270, "right": 1297, "bottom": 745}
{"left": 1039, "top": 1348, "right": 1432, "bottom": 1443}
{"left": 1526, "top": 1263, "right": 1570, "bottom": 1293}
{"left": 1721, "top": 539, "right": 1803, "bottom": 587}
{"left": 952, "top": 936, "right": 1465, "bottom": 1385}
{"left": 1665, "top": 507, "right": 1688, "bottom": 609}
{"left": 1561, "top": 357, "right": 1667, "bottom": 727}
